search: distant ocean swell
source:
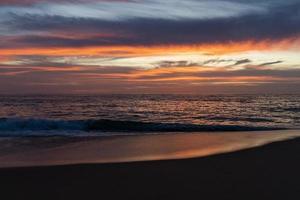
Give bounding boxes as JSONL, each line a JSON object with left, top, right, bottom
{"left": 0, "top": 118, "right": 286, "bottom": 136}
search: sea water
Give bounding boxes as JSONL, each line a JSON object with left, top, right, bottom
{"left": 0, "top": 94, "right": 299, "bottom": 137}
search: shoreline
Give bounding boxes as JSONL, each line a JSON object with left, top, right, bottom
{"left": 1, "top": 135, "right": 300, "bottom": 199}
{"left": 0, "top": 129, "right": 299, "bottom": 168}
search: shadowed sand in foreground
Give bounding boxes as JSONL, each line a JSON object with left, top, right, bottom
{"left": 1, "top": 130, "right": 300, "bottom": 199}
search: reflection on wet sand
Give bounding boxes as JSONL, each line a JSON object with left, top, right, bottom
{"left": 0, "top": 130, "right": 300, "bottom": 168}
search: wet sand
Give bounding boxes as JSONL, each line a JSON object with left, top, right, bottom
{"left": 1, "top": 130, "right": 300, "bottom": 199}
{"left": 0, "top": 130, "right": 299, "bottom": 168}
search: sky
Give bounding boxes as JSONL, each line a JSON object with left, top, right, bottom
{"left": 0, "top": 0, "right": 300, "bottom": 94}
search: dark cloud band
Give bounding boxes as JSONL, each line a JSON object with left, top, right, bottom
{"left": 1, "top": 1, "right": 299, "bottom": 48}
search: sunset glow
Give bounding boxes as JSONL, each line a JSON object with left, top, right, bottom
{"left": 0, "top": 0, "right": 300, "bottom": 94}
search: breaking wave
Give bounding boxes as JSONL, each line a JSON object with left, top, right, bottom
{"left": 0, "top": 117, "right": 286, "bottom": 136}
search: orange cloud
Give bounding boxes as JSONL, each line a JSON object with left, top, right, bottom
{"left": 0, "top": 38, "right": 296, "bottom": 58}
{"left": 74, "top": 65, "right": 288, "bottom": 85}
{"left": 29, "top": 66, "right": 83, "bottom": 72}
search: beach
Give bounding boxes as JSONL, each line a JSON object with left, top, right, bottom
{"left": 0, "top": 130, "right": 299, "bottom": 168}
{"left": 1, "top": 0, "right": 300, "bottom": 198}
{"left": 1, "top": 130, "right": 300, "bottom": 199}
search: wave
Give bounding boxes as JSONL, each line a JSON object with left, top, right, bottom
{"left": 203, "top": 116, "right": 274, "bottom": 123}
{"left": 0, "top": 118, "right": 285, "bottom": 136}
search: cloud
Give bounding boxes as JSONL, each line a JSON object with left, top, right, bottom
{"left": 154, "top": 61, "right": 199, "bottom": 68}
{"left": 0, "top": 0, "right": 299, "bottom": 94}
{"left": 202, "top": 58, "right": 252, "bottom": 66}
{"left": 259, "top": 61, "right": 283, "bottom": 66}
{"left": 232, "top": 59, "right": 252, "bottom": 66}
{"left": 0, "top": 0, "right": 125, "bottom": 5}
{"left": 0, "top": 0, "right": 265, "bottom": 20}
{"left": 0, "top": 0, "right": 299, "bottom": 48}
{"left": 1, "top": 63, "right": 300, "bottom": 94}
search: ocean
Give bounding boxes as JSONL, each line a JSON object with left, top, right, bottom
{"left": 0, "top": 94, "right": 299, "bottom": 137}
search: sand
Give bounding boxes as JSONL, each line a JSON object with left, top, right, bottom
{"left": 0, "top": 130, "right": 299, "bottom": 168}
{"left": 0, "top": 130, "right": 300, "bottom": 199}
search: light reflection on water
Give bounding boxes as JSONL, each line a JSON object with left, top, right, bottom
{"left": 0, "top": 94, "right": 299, "bottom": 129}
